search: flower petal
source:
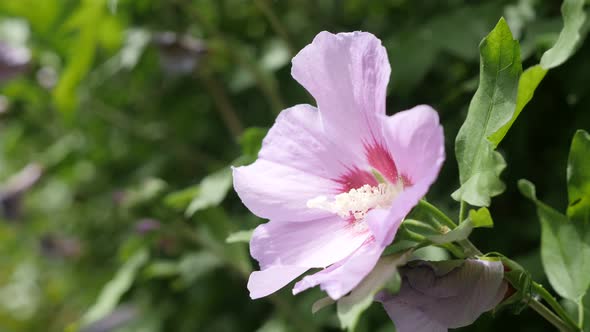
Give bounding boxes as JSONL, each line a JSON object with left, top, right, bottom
{"left": 292, "top": 238, "right": 383, "bottom": 300}
{"left": 377, "top": 259, "right": 507, "bottom": 332}
{"left": 382, "top": 105, "right": 445, "bottom": 185}
{"left": 248, "top": 266, "right": 309, "bottom": 299}
{"left": 291, "top": 31, "right": 390, "bottom": 155}
{"left": 250, "top": 217, "right": 370, "bottom": 270}
{"left": 233, "top": 159, "right": 337, "bottom": 222}
{"left": 367, "top": 105, "right": 445, "bottom": 245}
{"left": 259, "top": 104, "right": 365, "bottom": 180}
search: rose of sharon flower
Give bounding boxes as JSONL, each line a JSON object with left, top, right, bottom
{"left": 376, "top": 259, "right": 507, "bottom": 332}
{"left": 233, "top": 31, "right": 445, "bottom": 300}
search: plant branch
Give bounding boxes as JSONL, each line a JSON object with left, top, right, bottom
{"left": 532, "top": 282, "right": 580, "bottom": 331}
{"left": 529, "top": 297, "right": 575, "bottom": 332}
{"left": 417, "top": 200, "right": 457, "bottom": 229}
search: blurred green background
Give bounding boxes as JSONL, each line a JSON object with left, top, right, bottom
{"left": 0, "top": 0, "right": 588, "bottom": 331}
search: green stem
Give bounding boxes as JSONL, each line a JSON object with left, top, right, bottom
{"left": 529, "top": 298, "right": 575, "bottom": 332}
{"left": 401, "top": 227, "right": 428, "bottom": 243}
{"left": 417, "top": 200, "right": 457, "bottom": 229}
{"left": 403, "top": 219, "right": 438, "bottom": 233}
{"left": 458, "top": 239, "right": 482, "bottom": 257}
{"left": 532, "top": 282, "right": 580, "bottom": 331}
{"left": 422, "top": 200, "right": 578, "bottom": 330}
{"left": 439, "top": 243, "right": 466, "bottom": 258}
{"left": 401, "top": 225, "right": 464, "bottom": 258}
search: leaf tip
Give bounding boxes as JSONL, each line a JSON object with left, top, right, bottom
{"left": 517, "top": 179, "right": 536, "bottom": 201}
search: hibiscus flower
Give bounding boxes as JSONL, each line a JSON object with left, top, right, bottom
{"left": 233, "top": 31, "right": 445, "bottom": 300}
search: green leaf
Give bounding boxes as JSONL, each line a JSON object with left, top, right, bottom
{"left": 53, "top": 0, "right": 107, "bottom": 118}
{"left": 468, "top": 207, "right": 494, "bottom": 227}
{"left": 176, "top": 251, "right": 223, "bottom": 285}
{"left": 427, "top": 209, "right": 491, "bottom": 244}
{"left": 489, "top": 0, "right": 587, "bottom": 145}
{"left": 453, "top": 18, "right": 522, "bottom": 207}
{"left": 240, "top": 127, "right": 268, "bottom": 158}
{"left": 567, "top": 130, "right": 590, "bottom": 222}
{"left": 81, "top": 249, "right": 149, "bottom": 326}
{"left": 185, "top": 167, "right": 232, "bottom": 216}
{"left": 337, "top": 251, "right": 411, "bottom": 331}
{"left": 488, "top": 65, "right": 547, "bottom": 146}
{"left": 143, "top": 252, "right": 223, "bottom": 287}
{"left": 427, "top": 220, "right": 474, "bottom": 244}
{"left": 519, "top": 179, "right": 590, "bottom": 301}
{"left": 225, "top": 229, "right": 254, "bottom": 244}
{"left": 540, "top": 0, "right": 587, "bottom": 70}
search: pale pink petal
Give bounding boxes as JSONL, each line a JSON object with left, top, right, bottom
{"left": 291, "top": 31, "right": 390, "bottom": 158}
{"left": 248, "top": 266, "right": 309, "bottom": 299}
{"left": 367, "top": 106, "right": 445, "bottom": 245}
{"left": 250, "top": 217, "right": 370, "bottom": 270}
{"left": 248, "top": 217, "right": 370, "bottom": 299}
{"left": 367, "top": 181, "right": 436, "bottom": 245}
{"left": 377, "top": 260, "right": 507, "bottom": 332}
{"left": 233, "top": 160, "right": 337, "bottom": 222}
{"left": 382, "top": 105, "right": 445, "bottom": 185}
{"left": 259, "top": 104, "right": 365, "bottom": 179}
{"left": 292, "top": 239, "right": 383, "bottom": 300}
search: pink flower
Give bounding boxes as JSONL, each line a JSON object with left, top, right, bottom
{"left": 233, "top": 31, "right": 445, "bottom": 300}
{"left": 376, "top": 259, "right": 507, "bottom": 332}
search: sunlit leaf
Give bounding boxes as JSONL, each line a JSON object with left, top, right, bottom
{"left": 453, "top": 18, "right": 521, "bottom": 207}
{"left": 540, "top": 0, "right": 587, "bottom": 69}
{"left": 468, "top": 207, "right": 494, "bottom": 227}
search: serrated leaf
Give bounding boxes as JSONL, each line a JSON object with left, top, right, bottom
{"left": 519, "top": 179, "right": 590, "bottom": 301}
{"left": 337, "top": 251, "right": 411, "bottom": 331}
{"left": 453, "top": 18, "right": 521, "bottom": 207}
{"left": 185, "top": 167, "right": 232, "bottom": 216}
{"left": 567, "top": 130, "right": 590, "bottom": 223}
{"left": 540, "top": 0, "right": 587, "bottom": 69}
{"left": 468, "top": 207, "right": 494, "bottom": 227}
{"left": 81, "top": 249, "right": 149, "bottom": 326}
